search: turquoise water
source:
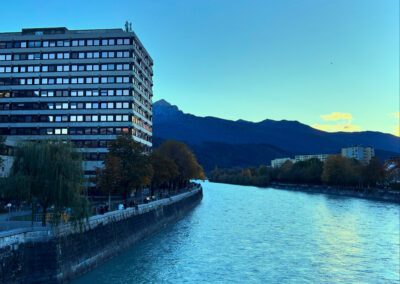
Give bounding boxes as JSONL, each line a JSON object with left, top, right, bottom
{"left": 74, "top": 182, "right": 400, "bottom": 283}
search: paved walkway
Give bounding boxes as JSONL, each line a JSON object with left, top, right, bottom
{"left": 0, "top": 211, "right": 42, "bottom": 231}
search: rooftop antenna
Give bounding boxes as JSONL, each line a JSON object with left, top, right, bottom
{"left": 125, "top": 21, "right": 133, "bottom": 32}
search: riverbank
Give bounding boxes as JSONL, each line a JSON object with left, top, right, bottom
{"left": 269, "top": 183, "right": 400, "bottom": 204}
{"left": 209, "top": 179, "right": 400, "bottom": 203}
{"left": 270, "top": 183, "right": 400, "bottom": 203}
{"left": 0, "top": 186, "right": 203, "bottom": 283}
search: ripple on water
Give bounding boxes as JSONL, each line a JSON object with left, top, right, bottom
{"left": 73, "top": 182, "right": 400, "bottom": 284}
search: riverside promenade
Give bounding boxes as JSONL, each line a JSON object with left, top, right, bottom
{"left": 0, "top": 185, "right": 203, "bottom": 283}
{"left": 0, "top": 186, "right": 202, "bottom": 247}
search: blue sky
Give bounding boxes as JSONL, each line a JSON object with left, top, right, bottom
{"left": 1, "top": 0, "right": 399, "bottom": 135}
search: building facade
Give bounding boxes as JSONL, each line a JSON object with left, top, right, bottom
{"left": 294, "top": 154, "right": 330, "bottom": 163}
{"left": 341, "top": 146, "right": 375, "bottom": 164}
{"left": 271, "top": 157, "right": 294, "bottom": 168}
{"left": 0, "top": 27, "right": 153, "bottom": 176}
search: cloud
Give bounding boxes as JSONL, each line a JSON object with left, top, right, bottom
{"left": 313, "top": 123, "right": 361, "bottom": 133}
{"left": 320, "top": 112, "right": 353, "bottom": 121}
{"left": 314, "top": 111, "right": 361, "bottom": 132}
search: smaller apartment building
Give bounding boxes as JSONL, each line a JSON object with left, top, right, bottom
{"left": 341, "top": 146, "right": 375, "bottom": 164}
{"left": 271, "top": 146, "right": 376, "bottom": 168}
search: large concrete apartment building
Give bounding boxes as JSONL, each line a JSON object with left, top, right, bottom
{"left": 0, "top": 27, "right": 153, "bottom": 176}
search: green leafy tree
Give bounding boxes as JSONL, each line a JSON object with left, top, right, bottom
{"left": 157, "top": 140, "right": 205, "bottom": 188}
{"left": 3, "top": 140, "right": 87, "bottom": 226}
{"left": 97, "top": 134, "right": 153, "bottom": 200}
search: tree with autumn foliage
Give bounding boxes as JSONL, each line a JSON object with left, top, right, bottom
{"left": 149, "top": 151, "right": 179, "bottom": 195}
{"left": 96, "top": 134, "right": 153, "bottom": 201}
{"left": 156, "top": 140, "right": 205, "bottom": 189}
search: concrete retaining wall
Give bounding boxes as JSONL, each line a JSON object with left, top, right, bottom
{"left": 0, "top": 187, "right": 203, "bottom": 283}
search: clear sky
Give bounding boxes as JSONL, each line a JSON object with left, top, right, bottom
{"left": 1, "top": 0, "right": 399, "bottom": 135}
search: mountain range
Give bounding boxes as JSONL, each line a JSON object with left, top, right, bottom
{"left": 153, "top": 99, "right": 400, "bottom": 171}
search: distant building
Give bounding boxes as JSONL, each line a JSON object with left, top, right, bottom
{"left": 271, "top": 157, "right": 294, "bottom": 168}
{"left": 341, "top": 146, "right": 375, "bottom": 164}
{"left": 294, "top": 154, "right": 330, "bottom": 163}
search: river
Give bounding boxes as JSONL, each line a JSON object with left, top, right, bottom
{"left": 73, "top": 181, "right": 400, "bottom": 283}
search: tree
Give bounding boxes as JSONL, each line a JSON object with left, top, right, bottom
{"left": 0, "top": 136, "right": 6, "bottom": 168}
{"left": 95, "top": 155, "right": 122, "bottom": 208}
{"left": 322, "top": 155, "right": 361, "bottom": 186}
{"left": 150, "top": 151, "right": 179, "bottom": 195}
{"left": 3, "top": 140, "right": 88, "bottom": 226}
{"left": 289, "top": 158, "right": 323, "bottom": 184}
{"left": 361, "top": 157, "right": 385, "bottom": 187}
{"left": 97, "top": 134, "right": 153, "bottom": 200}
{"left": 157, "top": 140, "right": 205, "bottom": 188}
{"left": 277, "top": 160, "right": 293, "bottom": 182}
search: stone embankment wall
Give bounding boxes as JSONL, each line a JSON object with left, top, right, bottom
{"left": 271, "top": 183, "right": 400, "bottom": 203}
{"left": 0, "top": 187, "right": 203, "bottom": 283}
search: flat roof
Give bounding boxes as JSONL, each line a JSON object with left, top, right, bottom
{"left": 0, "top": 27, "right": 153, "bottom": 62}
